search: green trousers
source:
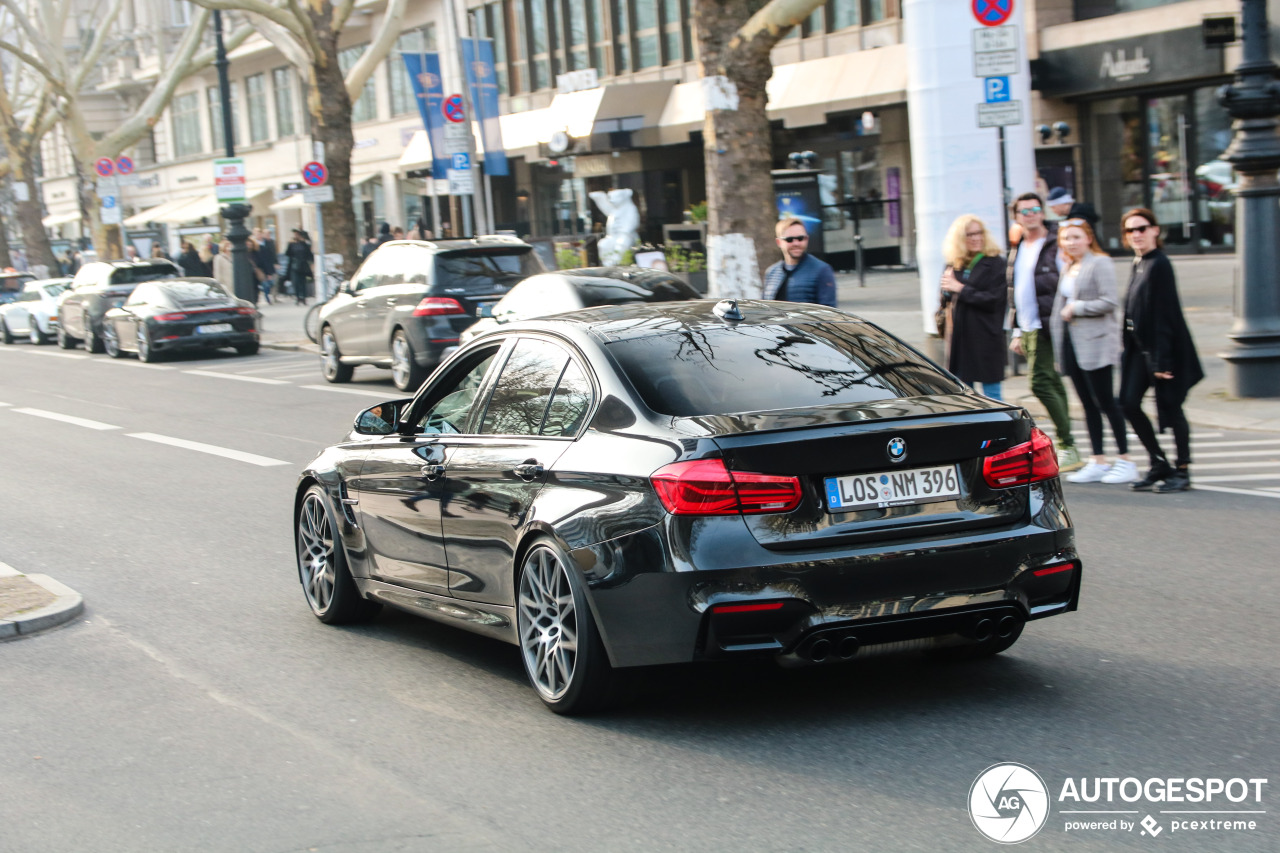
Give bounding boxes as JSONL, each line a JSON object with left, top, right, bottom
{"left": 1022, "top": 329, "right": 1074, "bottom": 448}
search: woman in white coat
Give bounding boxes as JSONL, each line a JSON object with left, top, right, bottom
{"left": 1050, "top": 218, "right": 1137, "bottom": 484}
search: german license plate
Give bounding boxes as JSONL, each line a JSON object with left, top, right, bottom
{"left": 196, "top": 323, "right": 233, "bottom": 334}
{"left": 824, "top": 464, "right": 961, "bottom": 513}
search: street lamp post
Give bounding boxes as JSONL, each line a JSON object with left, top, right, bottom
{"left": 1218, "top": 0, "right": 1280, "bottom": 397}
{"left": 213, "top": 9, "right": 256, "bottom": 304}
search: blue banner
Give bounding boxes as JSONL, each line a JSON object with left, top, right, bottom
{"left": 461, "top": 38, "right": 509, "bottom": 177}
{"left": 402, "top": 52, "right": 448, "bottom": 180}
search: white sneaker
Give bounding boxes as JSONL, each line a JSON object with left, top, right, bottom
{"left": 1066, "top": 460, "right": 1111, "bottom": 483}
{"left": 1101, "top": 458, "right": 1140, "bottom": 484}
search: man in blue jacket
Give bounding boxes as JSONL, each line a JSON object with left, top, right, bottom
{"left": 763, "top": 218, "right": 837, "bottom": 307}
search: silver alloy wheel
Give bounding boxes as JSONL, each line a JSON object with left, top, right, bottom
{"left": 136, "top": 327, "right": 150, "bottom": 360}
{"left": 321, "top": 329, "right": 340, "bottom": 379}
{"left": 391, "top": 333, "right": 411, "bottom": 389}
{"left": 103, "top": 323, "right": 119, "bottom": 357}
{"left": 518, "top": 547, "right": 580, "bottom": 701}
{"left": 297, "top": 493, "right": 336, "bottom": 614}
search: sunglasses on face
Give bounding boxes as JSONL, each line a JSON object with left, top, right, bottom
{"left": 965, "top": 230, "right": 984, "bottom": 237}
{"left": 781, "top": 235, "right": 808, "bottom": 243}
{"left": 1124, "top": 224, "right": 1153, "bottom": 235}
{"left": 1016, "top": 206, "right": 1043, "bottom": 215}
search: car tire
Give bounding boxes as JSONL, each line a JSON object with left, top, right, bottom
{"left": 103, "top": 322, "right": 124, "bottom": 358}
{"left": 320, "top": 326, "right": 353, "bottom": 383}
{"left": 390, "top": 329, "right": 427, "bottom": 392}
{"left": 235, "top": 342, "right": 260, "bottom": 356}
{"left": 84, "top": 311, "right": 104, "bottom": 354}
{"left": 296, "top": 485, "right": 380, "bottom": 624}
{"left": 517, "top": 539, "right": 624, "bottom": 715}
{"left": 56, "top": 321, "right": 76, "bottom": 349}
{"left": 926, "top": 618, "right": 1024, "bottom": 662}
{"left": 0, "top": 318, "right": 12, "bottom": 345}
{"left": 30, "top": 321, "right": 50, "bottom": 345}
{"left": 136, "top": 327, "right": 158, "bottom": 363}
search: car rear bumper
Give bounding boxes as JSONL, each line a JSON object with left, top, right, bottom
{"left": 153, "top": 330, "right": 258, "bottom": 352}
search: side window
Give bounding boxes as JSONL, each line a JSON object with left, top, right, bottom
{"left": 541, "top": 358, "right": 593, "bottom": 436}
{"left": 17, "top": 290, "right": 39, "bottom": 303}
{"left": 413, "top": 351, "right": 497, "bottom": 434}
{"left": 351, "top": 252, "right": 389, "bottom": 292}
{"left": 479, "top": 338, "right": 569, "bottom": 436}
{"left": 125, "top": 285, "right": 154, "bottom": 306}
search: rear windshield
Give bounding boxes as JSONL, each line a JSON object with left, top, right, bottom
{"left": 576, "top": 277, "right": 700, "bottom": 308}
{"left": 605, "top": 322, "right": 963, "bottom": 417}
{"left": 435, "top": 250, "right": 543, "bottom": 295}
{"left": 166, "top": 281, "right": 230, "bottom": 305}
{"left": 109, "top": 265, "right": 180, "bottom": 286}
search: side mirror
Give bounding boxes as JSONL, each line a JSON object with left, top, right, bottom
{"left": 354, "top": 399, "right": 411, "bottom": 435}
{"left": 478, "top": 303, "right": 495, "bottom": 318}
{"left": 339, "top": 280, "right": 353, "bottom": 294}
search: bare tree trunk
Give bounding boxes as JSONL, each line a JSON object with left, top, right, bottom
{"left": 308, "top": 29, "right": 357, "bottom": 271}
{"left": 16, "top": 168, "right": 58, "bottom": 270}
{"left": 0, "top": 207, "right": 12, "bottom": 268}
{"left": 697, "top": 0, "right": 779, "bottom": 299}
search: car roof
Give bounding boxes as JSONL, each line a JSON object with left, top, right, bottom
{"left": 374, "top": 236, "right": 532, "bottom": 253}
{"left": 83, "top": 258, "right": 180, "bottom": 270}
{"left": 529, "top": 267, "right": 688, "bottom": 290}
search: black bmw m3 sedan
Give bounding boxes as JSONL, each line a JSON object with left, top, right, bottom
{"left": 294, "top": 299, "right": 1081, "bottom": 714}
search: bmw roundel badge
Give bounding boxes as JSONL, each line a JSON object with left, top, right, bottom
{"left": 887, "top": 437, "right": 907, "bottom": 463}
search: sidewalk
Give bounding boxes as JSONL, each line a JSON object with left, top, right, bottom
{"left": 0, "top": 562, "right": 83, "bottom": 640}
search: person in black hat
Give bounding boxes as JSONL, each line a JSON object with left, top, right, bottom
{"left": 1048, "top": 186, "right": 1101, "bottom": 237}
{"left": 285, "top": 229, "right": 313, "bottom": 305}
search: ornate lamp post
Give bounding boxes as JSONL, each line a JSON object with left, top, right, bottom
{"left": 213, "top": 9, "right": 256, "bottom": 303}
{"left": 1218, "top": 0, "right": 1280, "bottom": 397}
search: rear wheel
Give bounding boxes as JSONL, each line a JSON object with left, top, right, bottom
{"left": 235, "top": 341, "right": 260, "bottom": 356}
{"left": 0, "top": 318, "right": 12, "bottom": 344}
{"left": 517, "top": 540, "right": 622, "bottom": 714}
{"left": 30, "top": 320, "right": 50, "bottom": 345}
{"left": 136, "top": 327, "right": 157, "bottom": 363}
{"left": 56, "top": 321, "right": 76, "bottom": 349}
{"left": 296, "top": 485, "right": 380, "bottom": 624}
{"left": 320, "top": 326, "right": 353, "bottom": 383}
{"left": 390, "top": 330, "right": 427, "bottom": 392}
{"left": 103, "top": 322, "right": 124, "bottom": 358}
{"left": 84, "top": 311, "right": 104, "bottom": 354}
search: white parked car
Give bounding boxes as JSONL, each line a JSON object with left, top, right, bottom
{"left": 0, "top": 278, "right": 74, "bottom": 345}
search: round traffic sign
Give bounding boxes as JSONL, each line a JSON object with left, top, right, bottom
{"left": 301, "top": 161, "right": 328, "bottom": 187}
{"left": 972, "top": 0, "right": 1014, "bottom": 26}
{"left": 95, "top": 158, "right": 114, "bottom": 177}
{"left": 115, "top": 156, "right": 134, "bottom": 175}
{"left": 442, "top": 94, "right": 466, "bottom": 123}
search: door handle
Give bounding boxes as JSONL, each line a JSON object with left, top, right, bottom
{"left": 386, "top": 297, "right": 397, "bottom": 306}
{"left": 420, "top": 463, "right": 445, "bottom": 480}
{"left": 513, "top": 461, "right": 544, "bottom": 481}
{"left": 356, "top": 299, "right": 369, "bottom": 307}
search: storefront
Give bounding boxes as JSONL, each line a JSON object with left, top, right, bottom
{"left": 1038, "top": 26, "right": 1235, "bottom": 252}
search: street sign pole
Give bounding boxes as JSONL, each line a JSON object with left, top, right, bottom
{"left": 444, "top": 0, "right": 485, "bottom": 236}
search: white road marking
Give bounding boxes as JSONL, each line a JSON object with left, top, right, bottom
{"left": 27, "top": 351, "right": 89, "bottom": 360}
{"left": 229, "top": 360, "right": 317, "bottom": 375}
{"left": 127, "top": 432, "right": 290, "bottom": 466}
{"left": 1187, "top": 439, "right": 1280, "bottom": 448}
{"left": 1192, "top": 473, "right": 1280, "bottom": 483}
{"left": 1190, "top": 450, "right": 1280, "bottom": 460}
{"left": 183, "top": 369, "right": 290, "bottom": 385}
{"left": 299, "top": 384, "right": 394, "bottom": 398}
{"left": 271, "top": 371, "right": 325, "bottom": 380}
{"left": 12, "top": 408, "right": 119, "bottom": 430}
{"left": 1194, "top": 484, "right": 1280, "bottom": 500}
{"left": 92, "top": 359, "right": 172, "bottom": 371}
{"left": 1192, "top": 461, "right": 1280, "bottom": 470}
{"left": 0, "top": 402, "right": 9, "bottom": 407}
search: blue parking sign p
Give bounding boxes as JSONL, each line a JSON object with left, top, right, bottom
{"left": 451, "top": 152, "right": 470, "bottom": 170}
{"left": 984, "top": 76, "right": 1011, "bottom": 103}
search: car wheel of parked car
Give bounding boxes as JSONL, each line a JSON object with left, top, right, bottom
{"left": 320, "top": 326, "right": 353, "bottom": 383}
{"left": 0, "top": 318, "right": 13, "bottom": 345}
{"left": 235, "top": 342, "right": 260, "bottom": 356}
{"left": 30, "top": 321, "right": 50, "bottom": 345}
{"left": 84, "top": 311, "right": 104, "bottom": 354}
{"left": 517, "top": 539, "right": 619, "bottom": 715}
{"left": 925, "top": 618, "right": 1024, "bottom": 662}
{"left": 296, "top": 485, "right": 380, "bottom": 624}
{"left": 56, "top": 322, "right": 76, "bottom": 349}
{"left": 136, "top": 327, "right": 157, "bottom": 363}
{"left": 390, "top": 330, "right": 426, "bottom": 392}
{"left": 103, "top": 322, "right": 124, "bottom": 358}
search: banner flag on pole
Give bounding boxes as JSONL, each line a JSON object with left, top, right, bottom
{"left": 403, "top": 52, "right": 449, "bottom": 180}
{"left": 460, "top": 38, "right": 509, "bottom": 177}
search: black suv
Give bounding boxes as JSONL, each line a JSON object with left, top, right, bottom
{"left": 317, "top": 236, "right": 545, "bottom": 391}
{"left": 57, "top": 259, "right": 182, "bottom": 351}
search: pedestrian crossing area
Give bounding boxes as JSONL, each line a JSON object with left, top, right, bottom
{"left": 1062, "top": 426, "right": 1280, "bottom": 500}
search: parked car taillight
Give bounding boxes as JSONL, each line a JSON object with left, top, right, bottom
{"left": 234, "top": 307, "right": 255, "bottom": 315}
{"left": 413, "top": 297, "right": 466, "bottom": 317}
{"left": 154, "top": 312, "right": 189, "bottom": 322}
{"left": 982, "top": 427, "right": 1059, "bottom": 488}
{"left": 650, "top": 459, "right": 802, "bottom": 516}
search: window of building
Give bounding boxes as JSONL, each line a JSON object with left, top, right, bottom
{"left": 862, "top": 0, "right": 887, "bottom": 24}
{"left": 172, "top": 91, "right": 202, "bottom": 157}
{"left": 169, "top": 0, "right": 190, "bottom": 26}
{"left": 569, "top": 0, "right": 589, "bottom": 70}
{"left": 660, "top": 0, "right": 682, "bottom": 63}
{"left": 273, "top": 67, "right": 296, "bottom": 137}
{"left": 246, "top": 73, "right": 268, "bottom": 143}
{"left": 389, "top": 26, "right": 438, "bottom": 117}
{"left": 633, "top": 0, "right": 658, "bottom": 68}
{"left": 529, "top": 0, "right": 551, "bottom": 90}
{"left": 483, "top": 3, "right": 510, "bottom": 95}
{"left": 588, "top": 0, "right": 607, "bottom": 73}
{"left": 613, "top": 0, "right": 630, "bottom": 72}
{"left": 1075, "top": 0, "right": 1185, "bottom": 20}
{"left": 207, "top": 83, "right": 238, "bottom": 151}
{"left": 339, "top": 44, "right": 378, "bottom": 123}
{"left": 830, "top": 0, "right": 858, "bottom": 30}
{"left": 804, "top": 5, "right": 824, "bottom": 36}
{"left": 510, "top": 0, "right": 529, "bottom": 94}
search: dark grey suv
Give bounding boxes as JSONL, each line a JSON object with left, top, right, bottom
{"left": 57, "top": 259, "right": 182, "bottom": 352}
{"left": 317, "top": 236, "right": 544, "bottom": 391}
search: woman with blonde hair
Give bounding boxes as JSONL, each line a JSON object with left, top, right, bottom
{"left": 1049, "top": 218, "right": 1133, "bottom": 484}
{"left": 939, "top": 214, "right": 1008, "bottom": 399}
{"left": 213, "top": 239, "right": 234, "bottom": 291}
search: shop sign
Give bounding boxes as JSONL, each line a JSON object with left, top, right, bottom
{"left": 557, "top": 68, "right": 599, "bottom": 94}
{"left": 574, "top": 151, "right": 642, "bottom": 177}
{"left": 1036, "top": 27, "right": 1222, "bottom": 97}
{"left": 1099, "top": 48, "right": 1150, "bottom": 81}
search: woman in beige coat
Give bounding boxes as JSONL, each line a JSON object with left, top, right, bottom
{"left": 212, "top": 239, "right": 234, "bottom": 291}
{"left": 1049, "top": 219, "right": 1136, "bottom": 484}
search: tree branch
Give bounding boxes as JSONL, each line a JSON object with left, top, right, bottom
{"left": 246, "top": 18, "right": 312, "bottom": 79}
{"left": 288, "top": 0, "right": 325, "bottom": 65}
{"left": 343, "top": 0, "right": 407, "bottom": 102}
{"left": 71, "top": 0, "right": 127, "bottom": 92}
{"left": 189, "top": 0, "right": 305, "bottom": 39}
{"left": 331, "top": 0, "right": 356, "bottom": 33}
{"left": 727, "top": 0, "right": 826, "bottom": 62}
{"left": 0, "top": 40, "right": 72, "bottom": 100}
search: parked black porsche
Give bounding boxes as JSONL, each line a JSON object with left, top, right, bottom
{"left": 294, "top": 300, "right": 1080, "bottom": 715}
{"left": 101, "top": 279, "right": 259, "bottom": 361}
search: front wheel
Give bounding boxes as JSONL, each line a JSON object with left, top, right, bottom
{"left": 0, "top": 318, "right": 13, "bottom": 344}
{"left": 296, "top": 485, "right": 380, "bottom": 624}
{"left": 136, "top": 327, "right": 158, "bottom": 363}
{"left": 103, "top": 322, "right": 124, "bottom": 358}
{"left": 517, "top": 540, "right": 622, "bottom": 715}
{"left": 390, "top": 330, "right": 427, "bottom": 392}
{"left": 84, "top": 312, "right": 104, "bottom": 354}
{"left": 30, "top": 320, "right": 50, "bottom": 345}
{"left": 320, "top": 326, "right": 353, "bottom": 383}
{"left": 304, "top": 303, "right": 323, "bottom": 343}
{"left": 56, "top": 321, "right": 77, "bottom": 349}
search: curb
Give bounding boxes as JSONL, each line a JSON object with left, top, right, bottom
{"left": 0, "top": 562, "right": 84, "bottom": 640}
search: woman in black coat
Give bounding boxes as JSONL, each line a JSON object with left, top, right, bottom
{"left": 1118, "top": 207, "right": 1203, "bottom": 493}
{"left": 940, "top": 214, "right": 1008, "bottom": 399}
{"left": 285, "top": 230, "right": 313, "bottom": 305}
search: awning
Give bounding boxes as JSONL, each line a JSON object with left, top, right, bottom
{"left": 269, "top": 193, "right": 308, "bottom": 211}
{"left": 42, "top": 211, "right": 82, "bottom": 228}
{"left": 397, "top": 130, "right": 433, "bottom": 173}
{"left": 500, "top": 80, "right": 676, "bottom": 160}
{"left": 121, "top": 196, "right": 203, "bottom": 228}
{"left": 158, "top": 186, "right": 275, "bottom": 223}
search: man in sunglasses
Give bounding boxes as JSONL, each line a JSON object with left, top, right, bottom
{"left": 1006, "top": 192, "right": 1083, "bottom": 472}
{"left": 763, "top": 218, "right": 837, "bottom": 307}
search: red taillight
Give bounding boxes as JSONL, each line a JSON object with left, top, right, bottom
{"left": 234, "top": 307, "right": 256, "bottom": 315}
{"left": 982, "top": 427, "right": 1059, "bottom": 488}
{"left": 650, "top": 459, "right": 802, "bottom": 516}
{"left": 412, "top": 297, "right": 466, "bottom": 317}
{"left": 712, "top": 602, "right": 786, "bottom": 614}
{"left": 153, "top": 312, "right": 189, "bottom": 322}
{"left": 1034, "top": 561, "right": 1077, "bottom": 577}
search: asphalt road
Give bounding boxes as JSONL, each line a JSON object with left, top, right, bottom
{"left": 1, "top": 344, "right": 1276, "bottom": 853}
